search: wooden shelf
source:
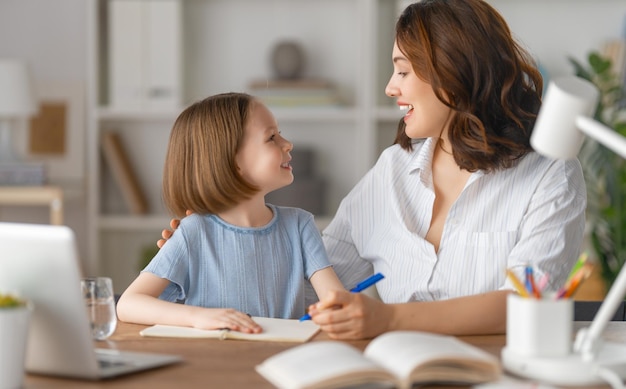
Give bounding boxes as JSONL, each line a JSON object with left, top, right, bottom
{"left": 0, "top": 186, "right": 64, "bottom": 225}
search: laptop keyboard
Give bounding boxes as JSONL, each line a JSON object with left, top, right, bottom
{"left": 98, "top": 359, "right": 129, "bottom": 369}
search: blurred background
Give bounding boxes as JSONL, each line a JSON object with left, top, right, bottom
{"left": 0, "top": 0, "right": 625, "bottom": 295}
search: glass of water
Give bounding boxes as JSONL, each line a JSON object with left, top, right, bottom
{"left": 81, "top": 277, "right": 117, "bottom": 340}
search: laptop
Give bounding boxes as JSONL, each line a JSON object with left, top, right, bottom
{"left": 0, "top": 222, "right": 182, "bottom": 380}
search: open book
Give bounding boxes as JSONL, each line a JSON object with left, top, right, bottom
{"left": 256, "top": 331, "right": 501, "bottom": 389}
{"left": 139, "top": 317, "right": 320, "bottom": 343}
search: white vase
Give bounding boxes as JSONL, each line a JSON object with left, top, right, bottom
{"left": 0, "top": 304, "right": 31, "bottom": 389}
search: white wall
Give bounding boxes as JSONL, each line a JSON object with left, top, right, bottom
{"left": 489, "top": 0, "right": 626, "bottom": 80}
{"left": 0, "top": 0, "right": 88, "bottom": 260}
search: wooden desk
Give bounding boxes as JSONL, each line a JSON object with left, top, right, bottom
{"left": 25, "top": 321, "right": 626, "bottom": 388}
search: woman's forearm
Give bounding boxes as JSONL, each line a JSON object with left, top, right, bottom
{"left": 388, "top": 290, "right": 511, "bottom": 335}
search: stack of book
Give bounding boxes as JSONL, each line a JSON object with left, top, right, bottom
{"left": 0, "top": 163, "right": 46, "bottom": 186}
{"left": 247, "top": 79, "right": 341, "bottom": 108}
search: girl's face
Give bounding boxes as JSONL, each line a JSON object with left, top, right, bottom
{"left": 236, "top": 101, "right": 294, "bottom": 194}
{"left": 385, "top": 41, "right": 452, "bottom": 140}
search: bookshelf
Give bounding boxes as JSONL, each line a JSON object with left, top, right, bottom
{"left": 86, "top": 0, "right": 402, "bottom": 291}
{"left": 87, "top": 0, "right": 626, "bottom": 292}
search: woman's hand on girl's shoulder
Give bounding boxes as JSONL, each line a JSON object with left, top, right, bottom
{"left": 156, "top": 210, "right": 192, "bottom": 248}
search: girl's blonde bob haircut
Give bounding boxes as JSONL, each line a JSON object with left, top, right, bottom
{"left": 162, "top": 92, "right": 259, "bottom": 217}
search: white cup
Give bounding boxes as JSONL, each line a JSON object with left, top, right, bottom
{"left": 0, "top": 303, "right": 31, "bottom": 389}
{"left": 81, "top": 277, "right": 117, "bottom": 340}
{"left": 506, "top": 293, "right": 573, "bottom": 357}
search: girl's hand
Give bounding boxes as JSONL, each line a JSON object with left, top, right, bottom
{"left": 191, "top": 308, "right": 263, "bottom": 334}
{"left": 308, "top": 290, "right": 394, "bottom": 340}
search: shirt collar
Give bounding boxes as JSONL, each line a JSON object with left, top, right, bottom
{"left": 410, "top": 138, "right": 436, "bottom": 172}
{"left": 408, "top": 137, "right": 485, "bottom": 190}
{"left": 409, "top": 138, "right": 437, "bottom": 188}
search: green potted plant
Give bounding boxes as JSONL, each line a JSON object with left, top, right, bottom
{"left": 0, "top": 292, "right": 31, "bottom": 389}
{"left": 0, "top": 293, "right": 26, "bottom": 308}
{"left": 570, "top": 51, "right": 626, "bottom": 290}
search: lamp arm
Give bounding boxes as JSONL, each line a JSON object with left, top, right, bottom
{"left": 573, "top": 115, "right": 626, "bottom": 360}
{"left": 576, "top": 116, "right": 626, "bottom": 160}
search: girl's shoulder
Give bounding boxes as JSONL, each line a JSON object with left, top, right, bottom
{"left": 179, "top": 212, "right": 211, "bottom": 226}
{"left": 269, "top": 205, "right": 315, "bottom": 226}
{"left": 270, "top": 204, "right": 313, "bottom": 217}
{"left": 177, "top": 213, "right": 221, "bottom": 235}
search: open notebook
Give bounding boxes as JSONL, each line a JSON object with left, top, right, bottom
{"left": 0, "top": 222, "right": 181, "bottom": 380}
{"left": 140, "top": 317, "right": 320, "bottom": 342}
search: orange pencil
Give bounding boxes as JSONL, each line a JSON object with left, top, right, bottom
{"left": 558, "top": 263, "right": 593, "bottom": 299}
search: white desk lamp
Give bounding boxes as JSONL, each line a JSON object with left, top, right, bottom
{"left": 0, "top": 59, "right": 37, "bottom": 163}
{"left": 502, "top": 76, "right": 626, "bottom": 387}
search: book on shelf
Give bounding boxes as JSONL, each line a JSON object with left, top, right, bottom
{"left": 100, "top": 131, "right": 148, "bottom": 214}
{"left": 248, "top": 78, "right": 342, "bottom": 107}
{"left": 0, "top": 162, "right": 46, "bottom": 186}
{"left": 248, "top": 78, "right": 334, "bottom": 90}
{"left": 140, "top": 316, "right": 320, "bottom": 343}
{"left": 255, "top": 331, "right": 501, "bottom": 389}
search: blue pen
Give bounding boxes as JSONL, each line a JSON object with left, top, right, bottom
{"left": 524, "top": 265, "right": 541, "bottom": 299}
{"left": 349, "top": 272, "right": 385, "bottom": 293}
{"left": 299, "top": 273, "right": 385, "bottom": 321}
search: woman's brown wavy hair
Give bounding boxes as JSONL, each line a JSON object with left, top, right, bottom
{"left": 393, "top": 0, "right": 543, "bottom": 172}
{"left": 162, "top": 92, "right": 259, "bottom": 217}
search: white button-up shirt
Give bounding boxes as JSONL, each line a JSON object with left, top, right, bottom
{"left": 323, "top": 138, "right": 586, "bottom": 303}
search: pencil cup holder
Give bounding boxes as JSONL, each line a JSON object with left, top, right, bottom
{"left": 506, "top": 293, "right": 573, "bottom": 358}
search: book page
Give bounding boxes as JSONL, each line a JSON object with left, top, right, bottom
{"left": 225, "top": 317, "right": 320, "bottom": 342}
{"left": 256, "top": 341, "right": 396, "bottom": 389}
{"left": 139, "top": 317, "right": 320, "bottom": 343}
{"left": 140, "top": 324, "right": 224, "bottom": 339}
{"left": 364, "top": 331, "right": 500, "bottom": 385}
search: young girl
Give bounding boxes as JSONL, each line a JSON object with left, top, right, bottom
{"left": 116, "top": 92, "right": 344, "bottom": 334}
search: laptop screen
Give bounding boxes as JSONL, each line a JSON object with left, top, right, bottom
{"left": 0, "top": 222, "right": 103, "bottom": 378}
{"left": 0, "top": 222, "right": 182, "bottom": 380}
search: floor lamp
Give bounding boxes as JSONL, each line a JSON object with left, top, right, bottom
{"left": 502, "top": 76, "right": 626, "bottom": 388}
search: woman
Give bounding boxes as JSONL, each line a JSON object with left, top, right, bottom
{"left": 306, "top": 0, "right": 585, "bottom": 339}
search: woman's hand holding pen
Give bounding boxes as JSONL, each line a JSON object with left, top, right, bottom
{"left": 307, "top": 291, "right": 393, "bottom": 340}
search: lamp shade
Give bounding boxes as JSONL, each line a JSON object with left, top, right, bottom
{"left": 530, "top": 77, "right": 599, "bottom": 160}
{"left": 0, "top": 59, "right": 36, "bottom": 118}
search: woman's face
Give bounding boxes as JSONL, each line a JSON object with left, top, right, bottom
{"left": 385, "top": 41, "right": 452, "bottom": 140}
